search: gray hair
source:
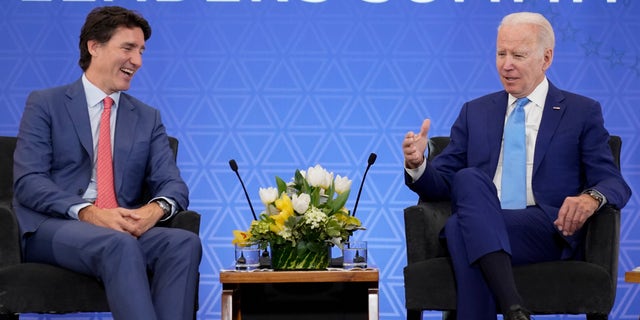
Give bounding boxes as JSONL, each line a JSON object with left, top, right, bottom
{"left": 499, "top": 12, "right": 555, "bottom": 54}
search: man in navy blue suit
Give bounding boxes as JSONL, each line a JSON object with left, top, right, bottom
{"left": 402, "top": 12, "right": 631, "bottom": 320}
{"left": 13, "top": 6, "right": 201, "bottom": 320}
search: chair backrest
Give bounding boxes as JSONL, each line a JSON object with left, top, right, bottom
{"left": 168, "top": 136, "right": 179, "bottom": 161}
{"left": 607, "top": 135, "right": 621, "bottom": 169}
{"left": 0, "top": 136, "right": 20, "bottom": 267}
{"left": 0, "top": 136, "right": 17, "bottom": 207}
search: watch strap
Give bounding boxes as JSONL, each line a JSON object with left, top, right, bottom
{"left": 582, "top": 189, "right": 605, "bottom": 211}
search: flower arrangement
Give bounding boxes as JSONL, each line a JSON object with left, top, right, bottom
{"left": 232, "top": 164, "right": 364, "bottom": 269}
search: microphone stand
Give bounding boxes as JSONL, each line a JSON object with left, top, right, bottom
{"left": 351, "top": 153, "right": 377, "bottom": 217}
{"left": 229, "top": 160, "right": 270, "bottom": 268}
{"left": 331, "top": 153, "right": 377, "bottom": 268}
{"left": 228, "top": 159, "right": 257, "bottom": 220}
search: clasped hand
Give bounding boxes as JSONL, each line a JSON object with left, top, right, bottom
{"left": 78, "top": 203, "right": 164, "bottom": 237}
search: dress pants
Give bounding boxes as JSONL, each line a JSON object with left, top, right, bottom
{"left": 24, "top": 217, "right": 202, "bottom": 320}
{"left": 443, "top": 168, "right": 564, "bottom": 320}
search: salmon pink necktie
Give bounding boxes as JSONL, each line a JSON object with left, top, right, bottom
{"left": 94, "top": 97, "right": 118, "bottom": 209}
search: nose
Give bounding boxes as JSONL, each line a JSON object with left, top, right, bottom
{"left": 500, "top": 56, "right": 514, "bottom": 71}
{"left": 130, "top": 51, "right": 143, "bottom": 67}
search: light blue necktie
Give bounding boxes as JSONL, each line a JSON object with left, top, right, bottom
{"left": 501, "top": 97, "right": 529, "bottom": 209}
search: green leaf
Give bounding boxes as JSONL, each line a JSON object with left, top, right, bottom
{"left": 276, "top": 176, "right": 287, "bottom": 194}
{"left": 331, "top": 190, "right": 350, "bottom": 212}
{"left": 294, "top": 170, "right": 305, "bottom": 186}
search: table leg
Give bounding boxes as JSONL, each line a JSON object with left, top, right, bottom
{"left": 222, "top": 287, "right": 240, "bottom": 320}
{"left": 368, "top": 287, "right": 379, "bottom": 320}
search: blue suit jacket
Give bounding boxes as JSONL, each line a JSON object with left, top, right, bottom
{"left": 13, "top": 79, "right": 189, "bottom": 236}
{"left": 406, "top": 81, "right": 631, "bottom": 251}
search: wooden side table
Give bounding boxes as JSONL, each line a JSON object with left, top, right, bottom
{"left": 625, "top": 268, "right": 640, "bottom": 320}
{"left": 220, "top": 269, "right": 379, "bottom": 320}
{"left": 626, "top": 268, "right": 640, "bottom": 283}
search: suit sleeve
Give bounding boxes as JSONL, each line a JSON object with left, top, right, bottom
{"left": 143, "top": 111, "right": 189, "bottom": 211}
{"left": 13, "top": 90, "right": 89, "bottom": 217}
{"left": 405, "top": 103, "right": 470, "bottom": 201}
{"left": 579, "top": 101, "right": 631, "bottom": 209}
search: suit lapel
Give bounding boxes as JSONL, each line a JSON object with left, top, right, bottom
{"left": 533, "top": 82, "right": 566, "bottom": 175}
{"left": 487, "top": 93, "right": 509, "bottom": 173}
{"left": 65, "top": 80, "right": 94, "bottom": 159}
{"left": 113, "top": 94, "right": 139, "bottom": 192}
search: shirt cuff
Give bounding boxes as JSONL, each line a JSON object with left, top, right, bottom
{"left": 405, "top": 156, "right": 427, "bottom": 183}
{"left": 68, "top": 202, "right": 93, "bottom": 220}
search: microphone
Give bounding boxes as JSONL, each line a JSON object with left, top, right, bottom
{"left": 228, "top": 159, "right": 257, "bottom": 221}
{"left": 351, "top": 153, "right": 377, "bottom": 217}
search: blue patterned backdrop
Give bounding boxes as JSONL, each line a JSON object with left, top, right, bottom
{"left": 1, "top": 0, "right": 638, "bottom": 319}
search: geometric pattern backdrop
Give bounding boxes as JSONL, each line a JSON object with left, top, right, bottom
{"left": 1, "top": 1, "right": 638, "bottom": 319}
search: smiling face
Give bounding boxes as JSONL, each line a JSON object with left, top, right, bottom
{"left": 496, "top": 23, "right": 552, "bottom": 98}
{"left": 85, "top": 26, "right": 145, "bottom": 95}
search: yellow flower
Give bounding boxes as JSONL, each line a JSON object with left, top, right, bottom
{"left": 275, "top": 193, "right": 294, "bottom": 216}
{"left": 334, "top": 209, "right": 361, "bottom": 227}
{"left": 270, "top": 196, "right": 295, "bottom": 234}
{"left": 270, "top": 212, "right": 287, "bottom": 233}
{"left": 336, "top": 207, "right": 350, "bottom": 216}
{"left": 232, "top": 229, "right": 251, "bottom": 246}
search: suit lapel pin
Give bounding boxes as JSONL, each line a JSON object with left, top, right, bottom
{"left": 553, "top": 106, "right": 561, "bottom": 110}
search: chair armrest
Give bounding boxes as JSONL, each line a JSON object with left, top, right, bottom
{"left": 0, "top": 203, "right": 21, "bottom": 267}
{"left": 404, "top": 201, "right": 451, "bottom": 264}
{"left": 157, "top": 210, "right": 201, "bottom": 235}
{"left": 584, "top": 205, "right": 620, "bottom": 275}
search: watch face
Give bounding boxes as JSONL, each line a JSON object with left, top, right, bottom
{"left": 156, "top": 200, "right": 170, "bottom": 213}
{"left": 588, "top": 191, "right": 602, "bottom": 203}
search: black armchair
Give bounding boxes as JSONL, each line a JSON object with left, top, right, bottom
{"left": 0, "top": 135, "right": 200, "bottom": 319}
{"left": 403, "top": 136, "right": 622, "bottom": 320}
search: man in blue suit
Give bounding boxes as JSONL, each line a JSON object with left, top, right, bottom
{"left": 13, "top": 6, "right": 202, "bottom": 320}
{"left": 402, "top": 12, "right": 631, "bottom": 320}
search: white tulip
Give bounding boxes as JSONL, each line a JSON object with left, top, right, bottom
{"left": 259, "top": 187, "right": 278, "bottom": 205}
{"left": 306, "top": 164, "right": 326, "bottom": 187}
{"left": 321, "top": 170, "right": 333, "bottom": 189}
{"left": 334, "top": 175, "right": 352, "bottom": 194}
{"left": 292, "top": 193, "right": 311, "bottom": 214}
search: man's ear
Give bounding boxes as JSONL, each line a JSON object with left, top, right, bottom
{"left": 542, "top": 48, "right": 553, "bottom": 71}
{"left": 87, "top": 40, "right": 100, "bottom": 56}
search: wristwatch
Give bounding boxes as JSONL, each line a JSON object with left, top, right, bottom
{"left": 583, "top": 189, "right": 604, "bottom": 208}
{"left": 153, "top": 199, "right": 171, "bottom": 219}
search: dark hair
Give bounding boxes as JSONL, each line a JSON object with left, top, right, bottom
{"left": 78, "top": 6, "right": 152, "bottom": 71}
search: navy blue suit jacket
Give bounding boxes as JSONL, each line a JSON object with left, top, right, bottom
{"left": 406, "top": 81, "right": 631, "bottom": 253}
{"left": 13, "top": 78, "right": 189, "bottom": 237}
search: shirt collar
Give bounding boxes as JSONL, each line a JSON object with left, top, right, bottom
{"left": 82, "top": 73, "right": 121, "bottom": 109}
{"left": 508, "top": 77, "right": 549, "bottom": 109}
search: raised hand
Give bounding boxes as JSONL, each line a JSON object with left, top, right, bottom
{"left": 403, "top": 119, "right": 431, "bottom": 169}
